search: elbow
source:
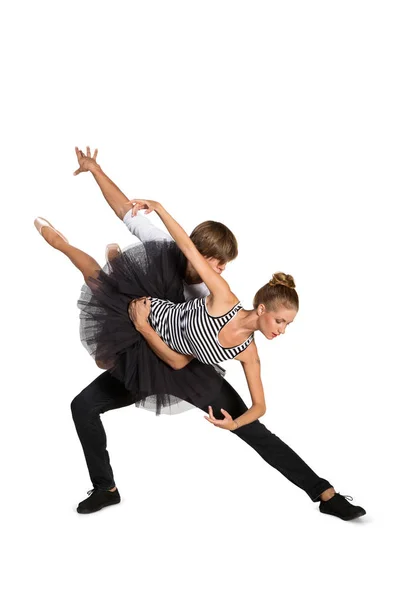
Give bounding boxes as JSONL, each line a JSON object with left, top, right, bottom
{"left": 171, "top": 358, "right": 189, "bottom": 371}
{"left": 117, "top": 203, "right": 133, "bottom": 221}
{"left": 116, "top": 207, "right": 127, "bottom": 221}
{"left": 95, "top": 358, "right": 112, "bottom": 370}
{"left": 171, "top": 362, "right": 185, "bottom": 371}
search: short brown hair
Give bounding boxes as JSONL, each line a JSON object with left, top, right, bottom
{"left": 190, "top": 221, "right": 238, "bottom": 263}
{"left": 253, "top": 272, "right": 299, "bottom": 311}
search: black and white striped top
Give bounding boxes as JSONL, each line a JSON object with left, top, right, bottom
{"left": 148, "top": 296, "right": 254, "bottom": 364}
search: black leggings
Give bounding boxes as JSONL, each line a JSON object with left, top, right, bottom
{"left": 71, "top": 371, "right": 332, "bottom": 501}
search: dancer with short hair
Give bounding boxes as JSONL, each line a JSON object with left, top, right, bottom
{"left": 33, "top": 146, "right": 365, "bottom": 519}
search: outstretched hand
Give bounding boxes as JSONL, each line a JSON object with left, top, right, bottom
{"left": 130, "top": 199, "right": 161, "bottom": 216}
{"left": 204, "top": 406, "right": 238, "bottom": 431}
{"left": 73, "top": 146, "right": 99, "bottom": 176}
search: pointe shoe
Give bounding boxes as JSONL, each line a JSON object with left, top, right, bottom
{"left": 34, "top": 217, "right": 69, "bottom": 244}
{"left": 105, "top": 243, "right": 121, "bottom": 262}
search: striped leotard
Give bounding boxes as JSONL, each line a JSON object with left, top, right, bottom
{"left": 149, "top": 296, "right": 254, "bottom": 364}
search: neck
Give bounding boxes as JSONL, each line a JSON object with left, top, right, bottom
{"left": 233, "top": 309, "right": 259, "bottom": 336}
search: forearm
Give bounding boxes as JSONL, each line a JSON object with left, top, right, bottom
{"left": 90, "top": 165, "right": 132, "bottom": 220}
{"left": 155, "top": 205, "right": 195, "bottom": 258}
{"left": 234, "top": 404, "right": 266, "bottom": 429}
{"left": 138, "top": 324, "right": 193, "bottom": 370}
{"left": 153, "top": 204, "right": 221, "bottom": 293}
{"left": 236, "top": 353, "right": 266, "bottom": 428}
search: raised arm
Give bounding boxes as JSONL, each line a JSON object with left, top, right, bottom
{"left": 73, "top": 147, "right": 171, "bottom": 243}
{"left": 74, "top": 147, "right": 133, "bottom": 220}
{"left": 132, "top": 200, "right": 233, "bottom": 300}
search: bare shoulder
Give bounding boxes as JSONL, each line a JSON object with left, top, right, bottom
{"left": 206, "top": 288, "right": 239, "bottom": 317}
{"left": 213, "top": 276, "right": 235, "bottom": 300}
{"left": 235, "top": 340, "right": 260, "bottom": 365}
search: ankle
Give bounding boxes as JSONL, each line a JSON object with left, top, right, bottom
{"left": 55, "top": 239, "right": 68, "bottom": 251}
{"left": 41, "top": 227, "right": 67, "bottom": 250}
{"left": 320, "top": 487, "right": 336, "bottom": 502}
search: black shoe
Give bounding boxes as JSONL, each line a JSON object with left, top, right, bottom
{"left": 77, "top": 488, "right": 121, "bottom": 514}
{"left": 319, "top": 493, "right": 366, "bottom": 521}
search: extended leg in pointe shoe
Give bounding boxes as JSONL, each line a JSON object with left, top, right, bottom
{"left": 34, "top": 216, "right": 100, "bottom": 282}
{"left": 34, "top": 217, "right": 69, "bottom": 244}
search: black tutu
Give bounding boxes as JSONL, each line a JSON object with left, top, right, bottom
{"left": 78, "top": 240, "right": 224, "bottom": 415}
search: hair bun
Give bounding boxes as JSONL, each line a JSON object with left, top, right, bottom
{"left": 268, "top": 272, "right": 296, "bottom": 289}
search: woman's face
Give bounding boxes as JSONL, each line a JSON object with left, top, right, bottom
{"left": 257, "top": 304, "right": 297, "bottom": 340}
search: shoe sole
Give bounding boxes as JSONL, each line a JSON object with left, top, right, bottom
{"left": 77, "top": 498, "right": 121, "bottom": 514}
{"left": 319, "top": 507, "right": 366, "bottom": 521}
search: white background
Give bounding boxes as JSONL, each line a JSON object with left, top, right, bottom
{"left": 2, "top": 1, "right": 399, "bottom": 598}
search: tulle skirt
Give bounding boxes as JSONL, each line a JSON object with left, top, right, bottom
{"left": 78, "top": 240, "right": 224, "bottom": 415}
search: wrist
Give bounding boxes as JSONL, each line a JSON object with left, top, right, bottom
{"left": 232, "top": 419, "right": 240, "bottom": 430}
{"left": 90, "top": 164, "right": 103, "bottom": 176}
{"left": 136, "top": 321, "right": 151, "bottom": 334}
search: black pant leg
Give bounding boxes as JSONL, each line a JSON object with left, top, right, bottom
{"left": 199, "top": 379, "right": 332, "bottom": 502}
{"left": 71, "top": 371, "right": 134, "bottom": 491}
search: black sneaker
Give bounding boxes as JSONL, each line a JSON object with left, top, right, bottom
{"left": 319, "top": 493, "right": 366, "bottom": 521}
{"left": 77, "top": 488, "right": 121, "bottom": 514}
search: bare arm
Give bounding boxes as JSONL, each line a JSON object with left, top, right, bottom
{"left": 128, "top": 298, "right": 193, "bottom": 370}
{"left": 73, "top": 147, "right": 133, "bottom": 220}
{"left": 133, "top": 200, "right": 233, "bottom": 301}
{"left": 204, "top": 343, "right": 266, "bottom": 431}
{"left": 137, "top": 323, "right": 194, "bottom": 370}
{"left": 235, "top": 345, "right": 267, "bottom": 427}
{"left": 90, "top": 165, "right": 133, "bottom": 220}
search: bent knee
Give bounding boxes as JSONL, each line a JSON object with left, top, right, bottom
{"left": 71, "top": 392, "right": 89, "bottom": 421}
{"left": 95, "top": 357, "right": 114, "bottom": 370}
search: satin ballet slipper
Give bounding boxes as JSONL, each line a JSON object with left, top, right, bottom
{"left": 34, "top": 217, "right": 69, "bottom": 244}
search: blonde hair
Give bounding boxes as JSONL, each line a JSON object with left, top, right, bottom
{"left": 190, "top": 221, "right": 238, "bottom": 263}
{"left": 253, "top": 272, "right": 299, "bottom": 311}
